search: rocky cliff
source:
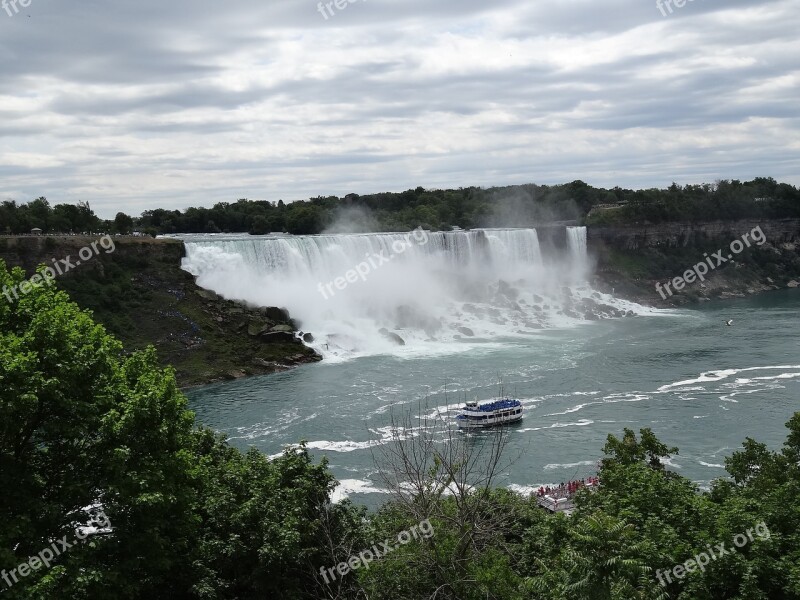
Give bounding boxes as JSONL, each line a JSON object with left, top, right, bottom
{"left": 0, "top": 235, "right": 320, "bottom": 387}
{"left": 588, "top": 218, "right": 800, "bottom": 249}
{"left": 588, "top": 219, "right": 800, "bottom": 306}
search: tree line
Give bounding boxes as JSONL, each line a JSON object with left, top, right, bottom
{"left": 2, "top": 177, "right": 798, "bottom": 236}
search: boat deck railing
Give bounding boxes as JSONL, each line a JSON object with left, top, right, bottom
{"left": 465, "top": 398, "right": 522, "bottom": 412}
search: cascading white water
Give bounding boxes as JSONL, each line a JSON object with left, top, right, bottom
{"left": 180, "top": 227, "right": 643, "bottom": 360}
{"left": 566, "top": 226, "right": 588, "bottom": 265}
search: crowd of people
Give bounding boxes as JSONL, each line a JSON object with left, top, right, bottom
{"left": 535, "top": 476, "right": 600, "bottom": 500}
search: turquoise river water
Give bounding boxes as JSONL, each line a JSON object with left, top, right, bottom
{"left": 187, "top": 289, "right": 799, "bottom": 506}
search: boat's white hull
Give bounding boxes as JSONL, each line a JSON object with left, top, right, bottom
{"left": 456, "top": 413, "right": 523, "bottom": 429}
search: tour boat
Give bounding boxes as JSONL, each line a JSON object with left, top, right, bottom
{"left": 455, "top": 398, "right": 523, "bottom": 429}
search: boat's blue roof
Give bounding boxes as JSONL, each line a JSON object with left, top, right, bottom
{"left": 464, "top": 398, "right": 522, "bottom": 412}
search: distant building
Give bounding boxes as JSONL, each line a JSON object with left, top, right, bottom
{"left": 30, "top": 227, "right": 43, "bottom": 235}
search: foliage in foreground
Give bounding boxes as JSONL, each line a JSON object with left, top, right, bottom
{"left": 1, "top": 257, "right": 799, "bottom": 599}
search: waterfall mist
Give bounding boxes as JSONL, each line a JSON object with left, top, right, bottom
{"left": 181, "top": 226, "right": 644, "bottom": 360}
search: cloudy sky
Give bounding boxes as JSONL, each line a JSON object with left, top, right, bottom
{"left": 0, "top": 0, "right": 798, "bottom": 218}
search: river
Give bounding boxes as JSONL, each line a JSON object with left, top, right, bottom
{"left": 182, "top": 228, "right": 799, "bottom": 506}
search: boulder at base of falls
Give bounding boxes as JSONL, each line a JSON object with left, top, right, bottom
{"left": 302, "top": 332, "right": 315, "bottom": 343}
{"left": 247, "top": 319, "right": 274, "bottom": 337}
{"left": 379, "top": 328, "right": 406, "bottom": 346}
{"left": 457, "top": 326, "right": 475, "bottom": 337}
{"left": 259, "top": 331, "right": 297, "bottom": 344}
{"left": 262, "top": 306, "right": 291, "bottom": 322}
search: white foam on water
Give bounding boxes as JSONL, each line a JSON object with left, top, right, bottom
{"left": 331, "top": 479, "right": 389, "bottom": 503}
{"left": 658, "top": 365, "right": 800, "bottom": 392}
{"left": 544, "top": 402, "right": 597, "bottom": 416}
{"left": 698, "top": 461, "right": 726, "bottom": 469}
{"left": 658, "top": 369, "right": 740, "bottom": 392}
{"left": 543, "top": 460, "right": 597, "bottom": 471}
{"left": 518, "top": 419, "right": 594, "bottom": 432}
{"left": 229, "top": 411, "right": 319, "bottom": 441}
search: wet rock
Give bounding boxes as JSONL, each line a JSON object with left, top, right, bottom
{"left": 457, "top": 326, "right": 475, "bottom": 337}
{"left": 380, "top": 330, "right": 406, "bottom": 346}
{"left": 302, "top": 332, "right": 315, "bottom": 343}
{"left": 259, "top": 331, "right": 296, "bottom": 344}
{"left": 263, "top": 306, "right": 291, "bottom": 322}
{"left": 270, "top": 324, "right": 294, "bottom": 333}
{"left": 788, "top": 280, "right": 799, "bottom": 288}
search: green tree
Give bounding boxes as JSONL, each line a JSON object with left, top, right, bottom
{"left": 0, "top": 259, "right": 362, "bottom": 599}
{"left": 114, "top": 212, "right": 134, "bottom": 234}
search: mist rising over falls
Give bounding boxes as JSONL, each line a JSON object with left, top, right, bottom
{"left": 181, "top": 227, "right": 645, "bottom": 360}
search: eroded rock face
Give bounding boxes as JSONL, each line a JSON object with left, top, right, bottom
{"left": 588, "top": 219, "right": 800, "bottom": 250}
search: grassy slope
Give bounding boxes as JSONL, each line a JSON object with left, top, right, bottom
{"left": 0, "top": 236, "right": 320, "bottom": 387}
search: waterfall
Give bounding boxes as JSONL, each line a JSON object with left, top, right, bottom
{"left": 180, "top": 227, "right": 639, "bottom": 360}
{"left": 183, "top": 229, "right": 541, "bottom": 275}
{"left": 566, "top": 226, "right": 587, "bottom": 260}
